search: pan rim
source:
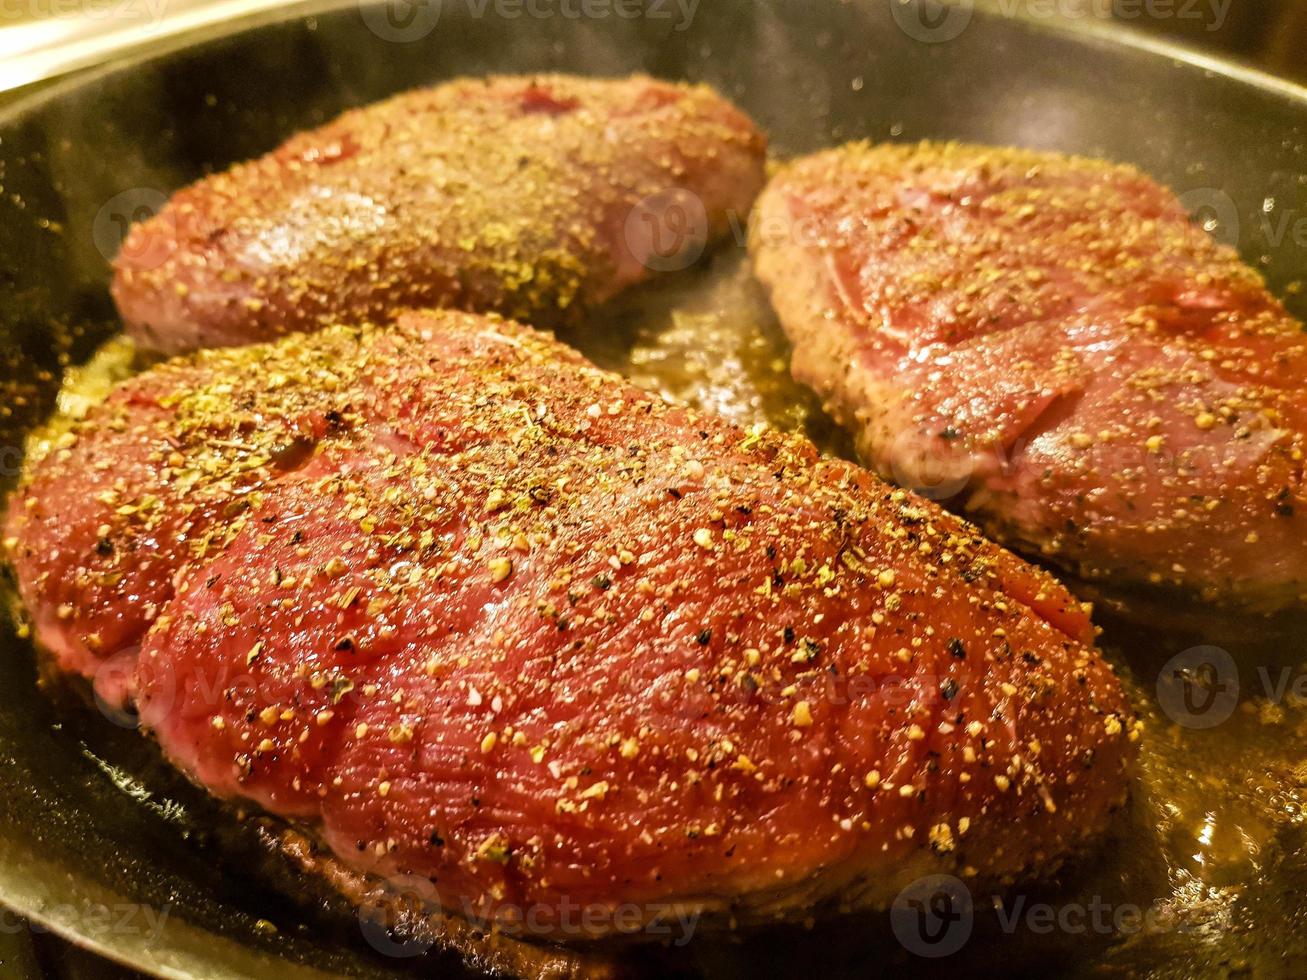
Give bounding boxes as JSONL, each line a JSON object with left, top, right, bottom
{"left": 1, "top": 0, "right": 1306, "bottom": 132}
{"left": 995, "top": 0, "right": 1307, "bottom": 106}
{"left": 0, "top": 839, "right": 348, "bottom": 980}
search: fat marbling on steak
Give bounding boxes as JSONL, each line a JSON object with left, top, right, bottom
{"left": 112, "top": 74, "right": 765, "bottom": 354}
{"left": 5, "top": 309, "right": 1136, "bottom": 941}
{"left": 752, "top": 140, "right": 1307, "bottom": 619}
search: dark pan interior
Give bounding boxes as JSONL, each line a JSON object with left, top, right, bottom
{"left": 2, "top": 1, "right": 1307, "bottom": 977}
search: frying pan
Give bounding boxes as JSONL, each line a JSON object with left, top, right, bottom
{"left": 2, "top": 1, "right": 1307, "bottom": 977}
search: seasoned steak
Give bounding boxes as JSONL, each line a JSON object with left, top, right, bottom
{"left": 6, "top": 309, "right": 1135, "bottom": 944}
{"left": 111, "top": 74, "right": 765, "bottom": 354}
{"left": 751, "top": 140, "right": 1307, "bottom": 619}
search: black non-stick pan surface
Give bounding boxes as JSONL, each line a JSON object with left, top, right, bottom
{"left": 2, "top": 1, "right": 1307, "bottom": 977}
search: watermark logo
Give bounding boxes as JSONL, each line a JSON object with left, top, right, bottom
{"left": 0, "top": 445, "right": 22, "bottom": 477}
{"left": 992, "top": 893, "right": 1190, "bottom": 936}
{"left": 358, "top": 0, "right": 443, "bottom": 42}
{"left": 885, "top": 428, "right": 977, "bottom": 502}
{"left": 624, "top": 187, "right": 709, "bottom": 273}
{"left": 92, "top": 646, "right": 147, "bottom": 729}
{"left": 1177, "top": 187, "right": 1240, "bottom": 249}
{"left": 890, "top": 0, "right": 975, "bottom": 44}
{"left": 359, "top": 0, "right": 700, "bottom": 40}
{"left": 889, "top": 880, "right": 1209, "bottom": 955}
{"left": 359, "top": 875, "right": 439, "bottom": 957}
{"left": 890, "top": 873, "right": 973, "bottom": 957}
{"left": 92, "top": 188, "right": 169, "bottom": 267}
{"left": 1156, "top": 645, "right": 1239, "bottom": 729}
{"left": 1, "top": 0, "right": 171, "bottom": 28}
{"left": 0, "top": 902, "right": 171, "bottom": 940}
{"left": 890, "top": 0, "right": 1231, "bottom": 44}
{"left": 359, "top": 874, "right": 700, "bottom": 953}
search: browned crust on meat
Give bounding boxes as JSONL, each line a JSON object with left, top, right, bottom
{"left": 269, "top": 825, "right": 626, "bottom": 980}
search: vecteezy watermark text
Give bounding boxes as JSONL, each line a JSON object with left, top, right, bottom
{"left": 358, "top": 874, "right": 700, "bottom": 956}
{"left": 1157, "top": 645, "right": 1307, "bottom": 729}
{"left": 893, "top": 874, "right": 1198, "bottom": 957}
{"left": 359, "top": 0, "right": 700, "bottom": 42}
{"left": 0, "top": 0, "right": 169, "bottom": 25}
{"left": 891, "top": 0, "right": 1232, "bottom": 45}
{"left": 0, "top": 902, "right": 171, "bottom": 941}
